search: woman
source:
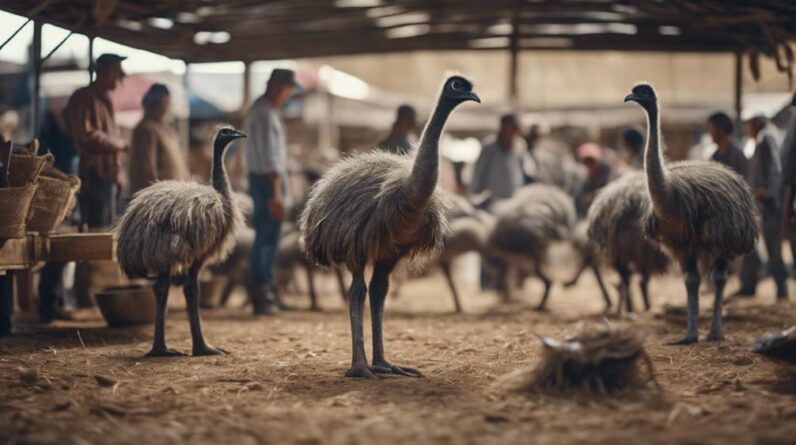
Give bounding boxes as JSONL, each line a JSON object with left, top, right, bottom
{"left": 129, "top": 83, "right": 190, "bottom": 195}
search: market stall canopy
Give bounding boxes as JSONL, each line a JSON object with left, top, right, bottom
{"left": 2, "top": 1, "right": 795, "bottom": 72}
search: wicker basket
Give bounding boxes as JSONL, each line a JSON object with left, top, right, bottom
{"left": 0, "top": 183, "right": 37, "bottom": 238}
{"left": 6, "top": 140, "right": 52, "bottom": 187}
{"left": 25, "top": 173, "right": 81, "bottom": 233}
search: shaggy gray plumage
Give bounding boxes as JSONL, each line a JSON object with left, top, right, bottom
{"left": 587, "top": 171, "right": 670, "bottom": 313}
{"left": 626, "top": 82, "right": 757, "bottom": 344}
{"left": 487, "top": 183, "right": 576, "bottom": 309}
{"left": 115, "top": 127, "right": 245, "bottom": 357}
{"left": 299, "top": 75, "right": 480, "bottom": 378}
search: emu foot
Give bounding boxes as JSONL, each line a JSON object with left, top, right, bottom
{"left": 309, "top": 304, "right": 322, "bottom": 312}
{"left": 193, "top": 344, "right": 228, "bottom": 356}
{"left": 706, "top": 329, "right": 724, "bottom": 342}
{"left": 370, "top": 361, "right": 423, "bottom": 378}
{"left": 345, "top": 364, "right": 378, "bottom": 379}
{"left": 145, "top": 347, "right": 186, "bottom": 358}
{"left": 533, "top": 304, "right": 549, "bottom": 312}
{"left": 666, "top": 335, "right": 698, "bottom": 346}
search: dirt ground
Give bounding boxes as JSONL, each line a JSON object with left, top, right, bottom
{"left": 1, "top": 257, "right": 796, "bottom": 445}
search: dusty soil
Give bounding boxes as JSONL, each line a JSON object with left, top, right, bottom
{"left": 1, "top": 262, "right": 795, "bottom": 445}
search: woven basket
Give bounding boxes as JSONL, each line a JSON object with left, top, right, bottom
{"left": 26, "top": 173, "right": 81, "bottom": 233}
{"left": 7, "top": 147, "right": 52, "bottom": 187}
{"left": 0, "top": 183, "right": 37, "bottom": 238}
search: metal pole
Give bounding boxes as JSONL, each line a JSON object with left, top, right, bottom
{"left": 0, "top": 18, "right": 31, "bottom": 53}
{"left": 41, "top": 31, "right": 74, "bottom": 64}
{"left": 88, "top": 36, "right": 95, "bottom": 82}
{"left": 31, "top": 20, "right": 42, "bottom": 139}
{"left": 734, "top": 51, "right": 743, "bottom": 138}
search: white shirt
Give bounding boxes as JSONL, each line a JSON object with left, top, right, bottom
{"left": 244, "top": 96, "right": 287, "bottom": 176}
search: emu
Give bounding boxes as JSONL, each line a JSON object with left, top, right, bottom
{"left": 487, "top": 184, "right": 576, "bottom": 310}
{"left": 625, "top": 83, "right": 756, "bottom": 344}
{"left": 587, "top": 171, "right": 670, "bottom": 314}
{"left": 300, "top": 75, "right": 479, "bottom": 378}
{"left": 116, "top": 127, "right": 245, "bottom": 357}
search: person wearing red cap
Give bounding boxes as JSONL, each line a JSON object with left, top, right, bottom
{"left": 575, "top": 142, "right": 614, "bottom": 217}
{"left": 63, "top": 53, "right": 128, "bottom": 228}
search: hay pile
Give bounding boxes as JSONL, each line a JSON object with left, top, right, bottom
{"left": 496, "top": 322, "right": 655, "bottom": 395}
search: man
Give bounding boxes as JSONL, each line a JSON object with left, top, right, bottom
{"left": 245, "top": 68, "right": 299, "bottom": 315}
{"left": 64, "top": 53, "right": 128, "bottom": 228}
{"left": 780, "top": 92, "right": 796, "bottom": 277}
{"left": 378, "top": 104, "right": 417, "bottom": 155}
{"left": 619, "top": 126, "right": 644, "bottom": 169}
{"left": 707, "top": 111, "right": 748, "bottom": 177}
{"left": 736, "top": 115, "right": 788, "bottom": 299}
{"left": 574, "top": 142, "right": 614, "bottom": 218}
{"left": 470, "top": 114, "right": 525, "bottom": 204}
{"left": 129, "top": 83, "right": 190, "bottom": 195}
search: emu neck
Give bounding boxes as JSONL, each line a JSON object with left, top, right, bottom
{"left": 405, "top": 99, "right": 452, "bottom": 206}
{"left": 211, "top": 139, "right": 231, "bottom": 199}
{"left": 643, "top": 103, "right": 672, "bottom": 216}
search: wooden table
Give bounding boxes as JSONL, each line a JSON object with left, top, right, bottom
{"left": 0, "top": 232, "right": 115, "bottom": 335}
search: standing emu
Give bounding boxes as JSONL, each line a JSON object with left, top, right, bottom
{"left": 587, "top": 171, "right": 670, "bottom": 314}
{"left": 116, "top": 127, "right": 245, "bottom": 356}
{"left": 487, "top": 184, "right": 576, "bottom": 310}
{"left": 300, "top": 76, "right": 479, "bottom": 378}
{"left": 625, "top": 83, "right": 756, "bottom": 344}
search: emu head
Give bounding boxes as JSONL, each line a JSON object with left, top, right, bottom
{"left": 441, "top": 75, "right": 480, "bottom": 105}
{"left": 214, "top": 127, "right": 247, "bottom": 153}
{"left": 624, "top": 83, "right": 657, "bottom": 112}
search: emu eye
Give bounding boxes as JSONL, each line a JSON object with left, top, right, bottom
{"left": 451, "top": 80, "right": 463, "bottom": 92}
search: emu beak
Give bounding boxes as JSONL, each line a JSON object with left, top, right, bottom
{"left": 465, "top": 91, "right": 481, "bottom": 103}
{"left": 230, "top": 130, "right": 247, "bottom": 139}
{"left": 624, "top": 93, "right": 637, "bottom": 103}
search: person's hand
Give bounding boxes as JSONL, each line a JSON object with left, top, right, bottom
{"left": 268, "top": 196, "right": 285, "bottom": 220}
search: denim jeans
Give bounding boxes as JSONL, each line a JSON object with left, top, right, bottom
{"left": 739, "top": 202, "right": 788, "bottom": 295}
{"left": 249, "top": 174, "right": 283, "bottom": 289}
{"left": 78, "top": 171, "right": 116, "bottom": 228}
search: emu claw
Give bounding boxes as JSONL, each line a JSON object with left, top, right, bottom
{"left": 666, "top": 336, "right": 698, "bottom": 346}
{"left": 193, "top": 344, "right": 228, "bottom": 356}
{"left": 345, "top": 364, "right": 378, "bottom": 379}
{"left": 145, "top": 347, "right": 186, "bottom": 358}
{"left": 371, "top": 362, "right": 423, "bottom": 378}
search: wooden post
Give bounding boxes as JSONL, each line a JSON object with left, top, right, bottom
{"left": 241, "top": 61, "right": 252, "bottom": 115}
{"left": 734, "top": 51, "right": 743, "bottom": 138}
{"left": 30, "top": 20, "right": 42, "bottom": 139}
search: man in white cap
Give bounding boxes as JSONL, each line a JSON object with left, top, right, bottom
{"left": 244, "top": 68, "right": 300, "bottom": 315}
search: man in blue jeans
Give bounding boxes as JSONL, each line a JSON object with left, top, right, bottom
{"left": 244, "top": 69, "right": 299, "bottom": 315}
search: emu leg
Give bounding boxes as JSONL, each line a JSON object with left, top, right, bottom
{"left": 334, "top": 268, "right": 348, "bottom": 304}
{"left": 306, "top": 266, "right": 320, "bottom": 311}
{"left": 534, "top": 265, "right": 553, "bottom": 311}
{"left": 369, "top": 260, "right": 421, "bottom": 377}
{"left": 345, "top": 271, "right": 373, "bottom": 378}
{"left": 502, "top": 264, "right": 518, "bottom": 304}
{"left": 441, "top": 262, "right": 463, "bottom": 313}
{"left": 145, "top": 273, "right": 184, "bottom": 357}
{"left": 667, "top": 257, "right": 700, "bottom": 345}
{"left": 615, "top": 264, "right": 632, "bottom": 315}
{"left": 707, "top": 259, "right": 729, "bottom": 341}
{"left": 217, "top": 273, "right": 237, "bottom": 307}
{"left": 640, "top": 273, "right": 652, "bottom": 311}
{"left": 185, "top": 263, "right": 225, "bottom": 356}
{"left": 563, "top": 260, "right": 587, "bottom": 287}
{"left": 592, "top": 264, "right": 612, "bottom": 311}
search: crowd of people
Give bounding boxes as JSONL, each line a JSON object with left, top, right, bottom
{"left": 21, "top": 53, "right": 796, "bottom": 322}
